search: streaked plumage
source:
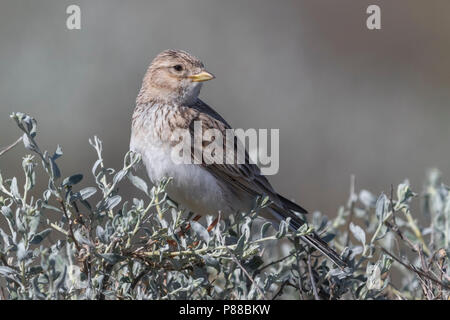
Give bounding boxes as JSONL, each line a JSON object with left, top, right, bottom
{"left": 130, "top": 49, "right": 346, "bottom": 268}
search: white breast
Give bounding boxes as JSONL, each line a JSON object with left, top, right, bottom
{"left": 130, "top": 110, "right": 236, "bottom": 217}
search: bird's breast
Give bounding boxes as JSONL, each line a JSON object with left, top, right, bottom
{"left": 130, "top": 103, "right": 236, "bottom": 216}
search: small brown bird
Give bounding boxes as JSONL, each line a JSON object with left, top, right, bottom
{"left": 130, "top": 49, "right": 345, "bottom": 268}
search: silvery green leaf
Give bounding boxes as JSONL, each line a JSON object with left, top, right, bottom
{"left": 380, "top": 254, "right": 393, "bottom": 274}
{"left": 240, "top": 217, "right": 251, "bottom": 241}
{"left": 202, "top": 255, "right": 221, "bottom": 272}
{"left": 359, "top": 190, "right": 377, "bottom": 208}
{"left": 15, "top": 208, "right": 26, "bottom": 233}
{"left": 79, "top": 187, "right": 97, "bottom": 200}
{"left": 375, "top": 193, "right": 388, "bottom": 222}
{"left": 375, "top": 225, "right": 388, "bottom": 242}
{"left": 348, "top": 246, "right": 363, "bottom": 260}
{"left": 275, "top": 218, "right": 290, "bottom": 239}
{"left": 296, "top": 223, "right": 310, "bottom": 236}
{"left": 99, "top": 253, "right": 125, "bottom": 265}
{"left": 1, "top": 206, "right": 13, "bottom": 220}
{"left": 0, "top": 266, "right": 21, "bottom": 287}
{"left": 22, "top": 114, "right": 37, "bottom": 136}
{"left": 127, "top": 172, "right": 148, "bottom": 195}
{"left": 124, "top": 150, "right": 141, "bottom": 167}
{"left": 132, "top": 197, "right": 144, "bottom": 209}
{"left": 190, "top": 221, "right": 210, "bottom": 243}
{"left": 259, "top": 196, "right": 271, "bottom": 208}
{"left": 234, "top": 234, "right": 246, "bottom": 257}
{"left": 74, "top": 229, "right": 93, "bottom": 247}
{"left": 328, "top": 268, "right": 352, "bottom": 280}
{"left": 49, "top": 157, "right": 61, "bottom": 180}
{"left": 41, "top": 203, "right": 63, "bottom": 213}
{"left": 22, "top": 155, "right": 36, "bottom": 190}
{"left": 166, "top": 197, "right": 178, "bottom": 208}
{"left": 422, "top": 227, "right": 433, "bottom": 236}
{"left": 22, "top": 133, "right": 37, "bottom": 152}
{"left": 52, "top": 145, "right": 63, "bottom": 160}
{"left": 32, "top": 276, "right": 47, "bottom": 300}
{"left": 350, "top": 222, "right": 366, "bottom": 246}
{"left": 366, "top": 263, "right": 382, "bottom": 290}
{"left": 0, "top": 228, "right": 11, "bottom": 246}
{"left": 96, "top": 225, "right": 109, "bottom": 244}
{"left": 98, "top": 195, "right": 121, "bottom": 212}
{"left": 374, "top": 194, "right": 389, "bottom": 241}
{"left": 62, "top": 174, "right": 83, "bottom": 187}
{"left": 17, "top": 242, "right": 31, "bottom": 261}
{"left": 159, "top": 217, "right": 168, "bottom": 229}
{"left": 43, "top": 189, "right": 52, "bottom": 202}
{"left": 92, "top": 159, "right": 102, "bottom": 176}
{"left": 396, "top": 180, "right": 416, "bottom": 206}
{"left": 29, "top": 214, "right": 41, "bottom": 235}
{"left": 260, "top": 222, "right": 272, "bottom": 239}
{"left": 113, "top": 169, "right": 127, "bottom": 186}
{"left": 0, "top": 266, "right": 18, "bottom": 276}
{"left": 30, "top": 228, "right": 52, "bottom": 245}
{"left": 10, "top": 177, "right": 20, "bottom": 198}
{"left": 55, "top": 265, "right": 67, "bottom": 291}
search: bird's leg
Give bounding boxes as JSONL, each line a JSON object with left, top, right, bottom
{"left": 206, "top": 217, "right": 219, "bottom": 232}
{"left": 183, "top": 215, "right": 202, "bottom": 233}
{"left": 168, "top": 215, "right": 217, "bottom": 248}
{"left": 167, "top": 215, "right": 202, "bottom": 248}
{"left": 187, "top": 216, "right": 218, "bottom": 248}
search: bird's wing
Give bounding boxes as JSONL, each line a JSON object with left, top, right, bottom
{"left": 186, "top": 99, "right": 308, "bottom": 216}
{"left": 185, "top": 100, "right": 348, "bottom": 269}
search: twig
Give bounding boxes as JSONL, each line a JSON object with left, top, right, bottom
{"left": 272, "top": 279, "right": 289, "bottom": 300}
{"left": 58, "top": 199, "right": 81, "bottom": 251}
{"left": 417, "top": 245, "right": 434, "bottom": 299}
{"left": 0, "top": 136, "right": 22, "bottom": 157}
{"left": 228, "top": 250, "right": 266, "bottom": 300}
{"left": 401, "top": 208, "right": 431, "bottom": 256}
{"left": 139, "top": 231, "right": 310, "bottom": 258}
{"left": 295, "top": 257, "right": 305, "bottom": 300}
{"left": 384, "top": 221, "right": 419, "bottom": 253}
{"left": 307, "top": 253, "right": 320, "bottom": 300}
{"left": 253, "top": 251, "right": 296, "bottom": 277}
{"left": 380, "top": 247, "right": 450, "bottom": 290}
{"left": 49, "top": 223, "right": 69, "bottom": 236}
{"left": 131, "top": 267, "right": 151, "bottom": 290}
{"left": 217, "top": 221, "right": 266, "bottom": 300}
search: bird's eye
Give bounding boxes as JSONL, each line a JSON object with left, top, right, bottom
{"left": 173, "top": 65, "right": 183, "bottom": 72}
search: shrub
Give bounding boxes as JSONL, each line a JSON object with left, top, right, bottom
{"left": 0, "top": 112, "right": 448, "bottom": 300}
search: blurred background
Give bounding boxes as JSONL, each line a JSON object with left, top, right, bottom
{"left": 1, "top": 0, "right": 449, "bottom": 216}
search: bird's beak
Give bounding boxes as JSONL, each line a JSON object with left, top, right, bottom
{"left": 188, "top": 70, "right": 215, "bottom": 82}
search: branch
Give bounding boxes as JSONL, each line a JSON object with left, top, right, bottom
{"left": 0, "top": 136, "right": 22, "bottom": 157}
{"left": 380, "top": 247, "right": 450, "bottom": 290}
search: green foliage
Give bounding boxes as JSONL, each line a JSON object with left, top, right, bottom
{"left": 0, "top": 113, "right": 448, "bottom": 300}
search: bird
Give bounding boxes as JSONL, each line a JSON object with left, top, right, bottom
{"left": 130, "top": 49, "right": 346, "bottom": 268}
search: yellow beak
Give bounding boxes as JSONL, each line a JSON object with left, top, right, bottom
{"left": 189, "top": 70, "right": 215, "bottom": 82}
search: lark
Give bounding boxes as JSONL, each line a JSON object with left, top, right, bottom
{"left": 130, "top": 50, "right": 345, "bottom": 268}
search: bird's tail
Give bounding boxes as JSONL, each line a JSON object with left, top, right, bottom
{"left": 264, "top": 202, "right": 347, "bottom": 269}
{"left": 299, "top": 233, "right": 347, "bottom": 269}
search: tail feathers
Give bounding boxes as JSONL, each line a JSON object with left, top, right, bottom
{"left": 276, "top": 193, "right": 308, "bottom": 214}
{"left": 266, "top": 204, "right": 347, "bottom": 269}
{"left": 300, "top": 233, "right": 347, "bottom": 269}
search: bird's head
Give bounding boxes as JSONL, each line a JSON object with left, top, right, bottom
{"left": 137, "top": 49, "right": 215, "bottom": 105}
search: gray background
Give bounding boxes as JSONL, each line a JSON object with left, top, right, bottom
{"left": 1, "top": 0, "right": 449, "bottom": 216}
